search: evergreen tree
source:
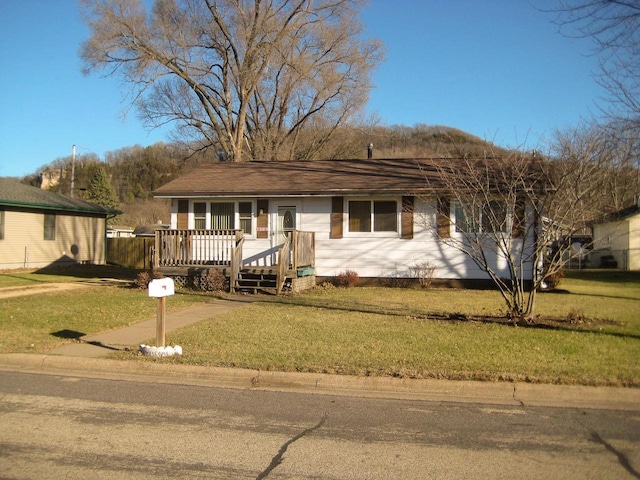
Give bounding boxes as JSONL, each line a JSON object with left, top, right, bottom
{"left": 85, "top": 166, "right": 120, "bottom": 211}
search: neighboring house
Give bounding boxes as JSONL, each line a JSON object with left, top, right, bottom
{"left": 133, "top": 223, "right": 170, "bottom": 237}
{"left": 0, "top": 178, "right": 118, "bottom": 270}
{"left": 591, "top": 200, "right": 640, "bottom": 271}
{"left": 153, "top": 158, "right": 538, "bottom": 287}
{"left": 107, "top": 225, "right": 135, "bottom": 238}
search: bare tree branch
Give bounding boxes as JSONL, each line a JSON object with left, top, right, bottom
{"left": 80, "top": 0, "right": 383, "bottom": 162}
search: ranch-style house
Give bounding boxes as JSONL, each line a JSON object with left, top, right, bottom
{"left": 153, "top": 158, "right": 539, "bottom": 294}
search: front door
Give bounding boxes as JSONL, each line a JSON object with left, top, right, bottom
{"left": 277, "top": 206, "right": 296, "bottom": 244}
{"left": 270, "top": 205, "right": 296, "bottom": 265}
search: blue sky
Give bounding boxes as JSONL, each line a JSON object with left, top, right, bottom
{"left": 0, "top": 0, "right": 601, "bottom": 178}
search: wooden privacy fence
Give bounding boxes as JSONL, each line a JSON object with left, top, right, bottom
{"left": 106, "top": 237, "right": 155, "bottom": 269}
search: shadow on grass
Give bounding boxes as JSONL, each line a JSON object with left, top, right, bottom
{"left": 259, "top": 296, "right": 640, "bottom": 342}
{"left": 35, "top": 263, "right": 141, "bottom": 281}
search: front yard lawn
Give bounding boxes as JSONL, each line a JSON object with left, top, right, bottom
{"left": 1, "top": 267, "right": 638, "bottom": 386}
{"left": 155, "top": 271, "right": 640, "bottom": 387}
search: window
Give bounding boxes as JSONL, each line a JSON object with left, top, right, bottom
{"left": 374, "top": 201, "right": 397, "bottom": 232}
{"left": 348, "top": 200, "right": 397, "bottom": 233}
{"left": 349, "top": 201, "right": 371, "bottom": 232}
{"left": 193, "top": 201, "right": 254, "bottom": 234}
{"left": 0, "top": 210, "right": 4, "bottom": 240}
{"left": 44, "top": 214, "right": 55, "bottom": 240}
{"left": 239, "top": 202, "right": 252, "bottom": 233}
{"left": 455, "top": 201, "right": 507, "bottom": 234}
{"left": 194, "top": 202, "right": 207, "bottom": 229}
{"left": 482, "top": 200, "right": 507, "bottom": 233}
{"left": 211, "top": 202, "right": 234, "bottom": 229}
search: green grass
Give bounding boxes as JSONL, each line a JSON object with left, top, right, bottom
{"left": 156, "top": 278, "right": 639, "bottom": 386}
{"left": 0, "top": 264, "right": 141, "bottom": 287}
{"left": 2, "top": 267, "right": 639, "bottom": 386}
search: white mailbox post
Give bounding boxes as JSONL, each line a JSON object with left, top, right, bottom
{"left": 148, "top": 277, "right": 175, "bottom": 348}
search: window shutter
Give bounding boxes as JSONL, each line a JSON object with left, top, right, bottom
{"left": 257, "top": 199, "right": 269, "bottom": 239}
{"left": 401, "top": 196, "right": 414, "bottom": 239}
{"left": 330, "top": 197, "right": 343, "bottom": 239}
{"left": 512, "top": 198, "right": 526, "bottom": 238}
{"left": 177, "top": 200, "right": 188, "bottom": 229}
{"left": 437, "top": 196, "right": 450, "bottom": 238}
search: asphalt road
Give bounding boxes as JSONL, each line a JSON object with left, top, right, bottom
{"left": 1, "top": 370, "right": 639, "bottom": 479}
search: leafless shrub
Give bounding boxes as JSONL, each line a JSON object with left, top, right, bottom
{"left": 335, "top": 270, "right": 359, "bottom": 288}
{"left": 411, "top": 261, "right": 437, "bottom": 289}
{"left": 134, "top": 269, "right": 164, "bottom": 289}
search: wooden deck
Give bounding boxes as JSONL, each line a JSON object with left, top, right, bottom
{"left": 153, "top": 229, "right": 314, "bottom": 294}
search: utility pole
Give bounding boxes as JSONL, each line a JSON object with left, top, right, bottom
{"left": 70, "top": 145, "right": 76, "bottom": 198}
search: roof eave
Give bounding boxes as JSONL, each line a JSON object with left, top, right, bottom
{"left": 154, "top": 188, "right": 438, "bottom": 198}
{"left": 0, "top": 199, "right": 118, "bottom": 216}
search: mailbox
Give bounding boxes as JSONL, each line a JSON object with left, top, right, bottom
{"left": 148, "top": 277, "right": 175, "bottom": 297}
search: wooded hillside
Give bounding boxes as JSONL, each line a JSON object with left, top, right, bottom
{"left": 24, "top": 124, "right": 511, "bottom": 228}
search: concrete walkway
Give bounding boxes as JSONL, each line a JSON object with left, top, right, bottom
{"left": 46, "top": 297, "right": 255, "bottom": 358}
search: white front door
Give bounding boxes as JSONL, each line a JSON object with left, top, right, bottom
{"left": 270, "top": 204, "right": 297, "bottom": 265}
{"left": 277, "top": 206, "right": 296, "bottom": 244}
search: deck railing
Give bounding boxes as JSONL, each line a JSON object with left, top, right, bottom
{"left": 292, "top": 231, "right": 315, "bottom": 270}
{"left": 154, "top": 229, "right": 244, "bottom": 268}
{"left": 154, "top": 229, "right": 314, "bottom": 294}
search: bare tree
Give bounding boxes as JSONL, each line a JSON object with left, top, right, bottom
{"left": 80, "top": 0, "right": 383, "bottom": 162}
{"left": 545, "top": 0, "right": 640, "bottom": 129}
{"left": 421, "top": 143, "right": 629, "bottom": 323}
{"left": 550, "top": 122, "right": 640, "bottom": 213}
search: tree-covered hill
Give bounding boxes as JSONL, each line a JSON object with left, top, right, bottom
{"left": 22, "top": 124, "right": 510, "bottom": 228}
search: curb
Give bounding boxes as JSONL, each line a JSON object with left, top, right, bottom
{"left": 1, "top": 353, "right": 638, "bottom": 411}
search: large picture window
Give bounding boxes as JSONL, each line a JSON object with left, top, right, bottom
{"left": 211, "top": 202, "right": 235, "bottom": 229}
{"left": 191, "top": 201, "right": 254, "bottom": 233}
{"left": 44, "top": 214, "right": 56, "bottom": 240}
{"left": 348, "top": 200, "right": 397, "bottom": 233}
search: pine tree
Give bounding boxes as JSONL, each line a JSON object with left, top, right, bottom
{"left": 85, "top": 166, "right": 120, "bottom": 211}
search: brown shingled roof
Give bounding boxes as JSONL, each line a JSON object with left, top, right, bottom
{"left": 154, "top": 158, "right": 460, "bottom": 198}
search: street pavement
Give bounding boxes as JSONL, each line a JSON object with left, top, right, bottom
{"left": 1, "top": 282, "right": 638, "bottom": 412}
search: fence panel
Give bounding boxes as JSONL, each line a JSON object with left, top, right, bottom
{"left": 107, "top": 237, "right": 154, "bottom": 269}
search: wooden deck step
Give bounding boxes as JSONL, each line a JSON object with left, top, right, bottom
{"left": 235, "top": 269, "right": 278, "bottom": 294}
